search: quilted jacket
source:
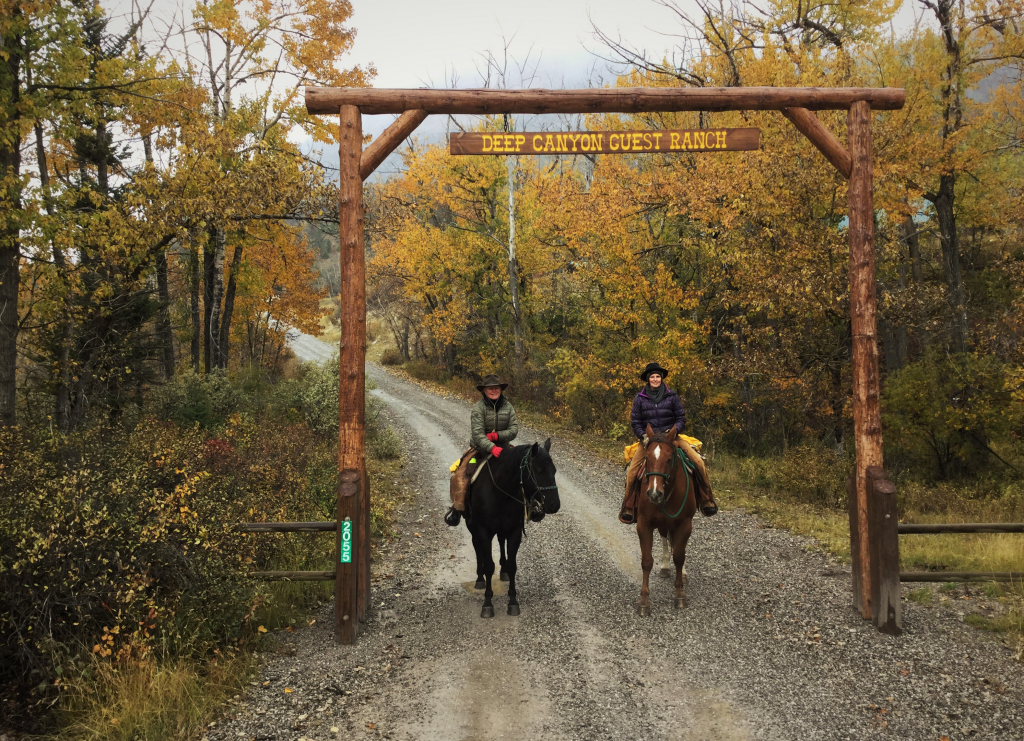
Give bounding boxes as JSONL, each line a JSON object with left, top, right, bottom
{"left": 629, "top": 386, "right": 686, "bottom": 440}
{"left": 470, "top": 395, "right": 520, "bottom": 452}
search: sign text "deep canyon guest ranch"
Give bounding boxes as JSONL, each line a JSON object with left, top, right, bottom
{"left": 449, "top": 128, "right": 760, "bottom": 156}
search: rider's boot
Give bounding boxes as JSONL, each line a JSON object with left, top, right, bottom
{"left": 447, "top": 457, "right": 471, "bottom": 527}
{"left": 444, "top": 507, "right": 463, "bottom": 526}
{"left": 529, "top": 498, "right": 545, "bottom": 522}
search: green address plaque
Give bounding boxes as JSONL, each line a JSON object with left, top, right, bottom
{"left": 339, "top": 517, "right": 353, "bottom": 564}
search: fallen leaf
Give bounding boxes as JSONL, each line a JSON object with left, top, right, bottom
{"left": 367, "top": 723, "right": 377, "bottom": 729}
{"left": 413, "top": 533, "right": 421, "bottom": 537}
{"left": 257, "top": 625, "right": 267, "bottom": 634}
{"left": 308, "top": 618, "right": 317, "bottom": 626}
{"left": 284, "top": 688, "right": 293, "bottom": 693}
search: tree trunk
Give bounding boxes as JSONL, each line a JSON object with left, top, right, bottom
{"left": 218, "top": 242, "right": 243, "bottom": 369}
{"left": 143, "top": 134, "right": 175, "bottom": 379}
{"left": 506, "top": 154, "right": 525, "bottom": 385}
{"left": 931, "top": 177, "right": 969, "bottom": 353}
{"left": 190, "top": 246, "right": 201, "bottom": 371}
{"left": 203, "top": 232, "right": 215, "bottom": 372}
{"left": 207, "top": 226, "right": 226, "bottom": 369}
{"left": 0, "top": 25, "right": 22, "bottom": 426}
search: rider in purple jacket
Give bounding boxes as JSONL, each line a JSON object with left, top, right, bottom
{"left": 619, "top": 362, "right": 718, "bottom": 523}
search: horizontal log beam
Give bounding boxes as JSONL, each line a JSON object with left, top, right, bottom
{"left": 899, "top": 523, "right": 1024, "bottom": 534}
{"left": 781, "top": 107, "right": 852, "bottom": 178}
{"left": 238, "top": 522, "right": 337, "bottom": 533}
{"left": 306, "top": 86, "right": 906, "bottom": 116}
{"left": 900, "top": 571, "right": 1024, "bottom": 583}
{"left": 248, "top": 571, "right": 337, "bottom": 581}
{"left": 360, "top": 109, "right": 428, "bottom": 179}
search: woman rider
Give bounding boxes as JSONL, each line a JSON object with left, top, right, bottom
{"left": 619, "top": 362, "right": 718, "bottom": 524}
{"left": 445, "top": 374, "right": 520, "bottom": 527}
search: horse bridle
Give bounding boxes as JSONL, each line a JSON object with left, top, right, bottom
{"left": 643, "top": 440, "right": 692, "bottom": 519}
{"left": 486, "top": 448, "right": 558, "bottom": 526}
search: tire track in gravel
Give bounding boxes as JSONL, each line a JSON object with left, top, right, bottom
{"left": 207, "top": 364, "right": 1024, "bottom": 741}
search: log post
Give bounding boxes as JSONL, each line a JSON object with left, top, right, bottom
{"left": 847, "top": 100, "right": 884, "bottom": 620}
{"left": 846, "top": 472, "right": 864, "bottom": 613}
{"left": 336, "top": 104, "right": 367, "bottom": 644}
{"left": 868, "top": 466, "right": 901, "bottom": 635}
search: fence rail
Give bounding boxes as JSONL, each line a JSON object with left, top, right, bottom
{"left": 898, "top": 523, "right": 1024, "bottom": 535}
{"left": 900, "top": 571, "right": 1023, "bottom": 583}
{"left": 248, "top": 570, "right": 336, "bottom": 581}
{"left": 238, "top": 521, "right": 337, "bottom": 533}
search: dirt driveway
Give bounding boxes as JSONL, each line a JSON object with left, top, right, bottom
{"left": 208, "top": 364, "right": 1023, "bottom": 741}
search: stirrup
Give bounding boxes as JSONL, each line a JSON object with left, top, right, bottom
{"left": 701, "top": 502, "right": 718, "bottom": 517}
{"left": 618, "top": 510, "right": 636, "bottom": 525}
{"left": 444, "top": 507, "right": 462, "bottom": 526}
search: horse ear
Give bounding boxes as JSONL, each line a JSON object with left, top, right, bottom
{"left": 531, "top": 441, "right": 539, "bottom": 452}
{"left": 645, "top": 423, "right": 654, "bottom": 439}
{"left": 543, "top": 437, "right": 551, "bottom": 452}
{"left": 667, "top": 425, "right": 678, "bottom": 440}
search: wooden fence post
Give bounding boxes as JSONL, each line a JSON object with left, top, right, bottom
{"left": 847, "top": 100, "right": 884, "bottom": 620}
{"left": 867, "top": 466, "right": 901, "bottom": 635}
{"left": 336, "top": 104, "right": 367, "bottom": 644}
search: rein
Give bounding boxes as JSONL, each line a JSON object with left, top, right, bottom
{"left": 484, "top": 447, "right": 558, "bottom": 530}
{"left": 643, "top": 443, "right": 694, "bottom": 519}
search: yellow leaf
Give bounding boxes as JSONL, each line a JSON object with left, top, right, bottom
{"left": 257, "top": 625, "right": 267, "bottom": 633}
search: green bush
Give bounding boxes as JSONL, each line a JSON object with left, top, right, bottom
{"left": 380, "top": 347, "right": 403, "bottom": 366}
{"left": 739, "top": 442, "right": 850, "bottom": 508}
{"left": 152, "top": 370, "right": 240, "bottom": 429}
{"left": 0, "top": 417, "right": 331, "bottom": 725}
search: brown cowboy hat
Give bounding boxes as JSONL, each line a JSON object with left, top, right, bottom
{"left": 476, "top": 374, "right": 509, "bottom": 392}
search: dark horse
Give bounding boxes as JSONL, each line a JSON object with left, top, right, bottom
{"left": 635, "top": 424, "right": 698, "bottom": 615}
{"left": 464, "top": 439, "right": 560, "bottom": 618}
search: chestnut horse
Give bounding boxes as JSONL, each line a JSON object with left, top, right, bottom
{"left": 635, "top": 423, "right": 698, "bottom": 615}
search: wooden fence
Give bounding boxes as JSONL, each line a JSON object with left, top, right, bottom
{"left": 239, "top": 522, "right": 338, "bottom": 582}
{"left": 898, "top": 522, "right": 1024, "bottom": 584}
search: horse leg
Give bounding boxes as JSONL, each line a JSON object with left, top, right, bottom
{"left": 504, "top": 528, "right": 522, "bottom": 616}
{"left": 498, "top": 533, "right": 509, "bottom": 582}
{"left": 660, "top": 535, "right": 672, "bottom": 578}
{"left": 479, "top": 532, "right": 496, "bottom": 618}
{"left": 637, "top": 520, "right": 654, "bottom": 616}
{"left": 672, "top": 518, "right": 694, "bottom": 609}
{"left": 471, "top": 528, "right": 487, "bottom": 590}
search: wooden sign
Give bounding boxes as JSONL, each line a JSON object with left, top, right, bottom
{"left": 450, "top": 128, "right": 759, "bottom": 156}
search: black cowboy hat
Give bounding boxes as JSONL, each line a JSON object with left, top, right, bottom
{"left": 476, "top": 374, "right": 509, "bottom": 392}
{"left": 639, "top": 362, "right": 669, "bottom": 381}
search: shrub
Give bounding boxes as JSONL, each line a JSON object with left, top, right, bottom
{"left": 403, "top": 360, "right": 449, "bottom": 384}
{"left": 152, "top": 371, "right": 240, "bottom": 429}
{"left": 739, "top": 442, "right": 850, "bottom": 508}
{"left": 380, "top": 347, "right": 403, "bottom": 366}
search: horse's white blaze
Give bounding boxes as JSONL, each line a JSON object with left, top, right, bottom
{"left": 653, "top": 445, "right": 661, "bottom": 461}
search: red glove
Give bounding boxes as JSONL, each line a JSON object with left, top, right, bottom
{"left": 486, "top": 432, "right": 499, "bottom": 442}
{"left": 490, "top": 446, "right": 503, "bottom": 458}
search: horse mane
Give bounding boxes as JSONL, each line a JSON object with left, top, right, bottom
{"left": 648, "top": 429, "right": 675, "bottom": 444}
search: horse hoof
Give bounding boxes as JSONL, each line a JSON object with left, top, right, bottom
{"left": 507, "top": 603, "right": 520, "bottom": 616}
{"left": 500, "top": 571, "right": 509, "bottom": 582}
{"left": 659, "top": 567, "right": 671, "bottom": 578}
{"left": 481, "top": 605, "right": 495, "bottom": 618}
{"left": 674, "top": 597, "right": 687, "bottom": 609}
{"left": 474, "top": 578, "right": 485, "bottom": 590}
{"left": 637, "top": 605, "right": 651, "bottom": 617}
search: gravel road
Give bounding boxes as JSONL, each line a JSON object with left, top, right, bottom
{"left": 285, "top": 329, "right": 337, "bottom": 363}
{"left": 208, "top": 364, "right": 1024, "bottom": 741}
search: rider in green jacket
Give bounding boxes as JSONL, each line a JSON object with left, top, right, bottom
{"left": 445, "top": 374, "right": 520, "bottom": 526}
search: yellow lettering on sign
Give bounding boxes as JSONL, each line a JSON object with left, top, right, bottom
{"left": 544, "top": 134, "right": 554, "bottom": 152}
{"left": 594, "top": 134, "right": 603, "bottom": 150}
{"left": 643, "top": 133, "right": 652, "bottom": 150}
{"left": 568, "top": 133, "right": 581, "bottom": 151}
{"left": 621, "top": 134, "right": 632, "bottom": 151}
{"left": 716, "top": 130, "right": 726, "bottom": 149}
{"left": 682, "top": 132, "right": 692, "bottom": 149}
{"left": 609, "top": 133, "right": 619, "bottom": 151}
{"left": 694, "top": 131, "right": 706, "bottom": 149}
{"left": 555, "top": 134, "right": 566, "bottom": 151}
{"left": 515, "top": 134, "right": 526, "bottom": 152}
{"left": 502, "top": 134, "right": 513, "bottom": 151}
{"left": 633, "top": 133, "right": 642, "bottom": 150}
{"left": 482, "top": 134, "right": 493, "bottom": 152}
{"left": 653, "top": 133, "right": 663, "bottom": 150}
{"left": 580, "top": 134, "right": 591, "bottom": 152}
{"left": 533, "top": 134, "right": 543, "bottom": 151}
{"left": 670, "top": 132, "right": 680, "bottom": 150}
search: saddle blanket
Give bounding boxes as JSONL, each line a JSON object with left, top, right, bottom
{"left": 624, "top": 435, "right": 702, "bottom": 464}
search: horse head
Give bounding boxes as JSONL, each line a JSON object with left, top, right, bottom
{"left": 530, "top": 438, "right": 560, "bottom": 515}
{"left": 643, "top": 424, "right": 678, "bottom": 505}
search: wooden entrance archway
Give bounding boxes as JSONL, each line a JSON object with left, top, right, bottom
{"left": 304, "top": 85, "right": 907, "bottom": 643}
